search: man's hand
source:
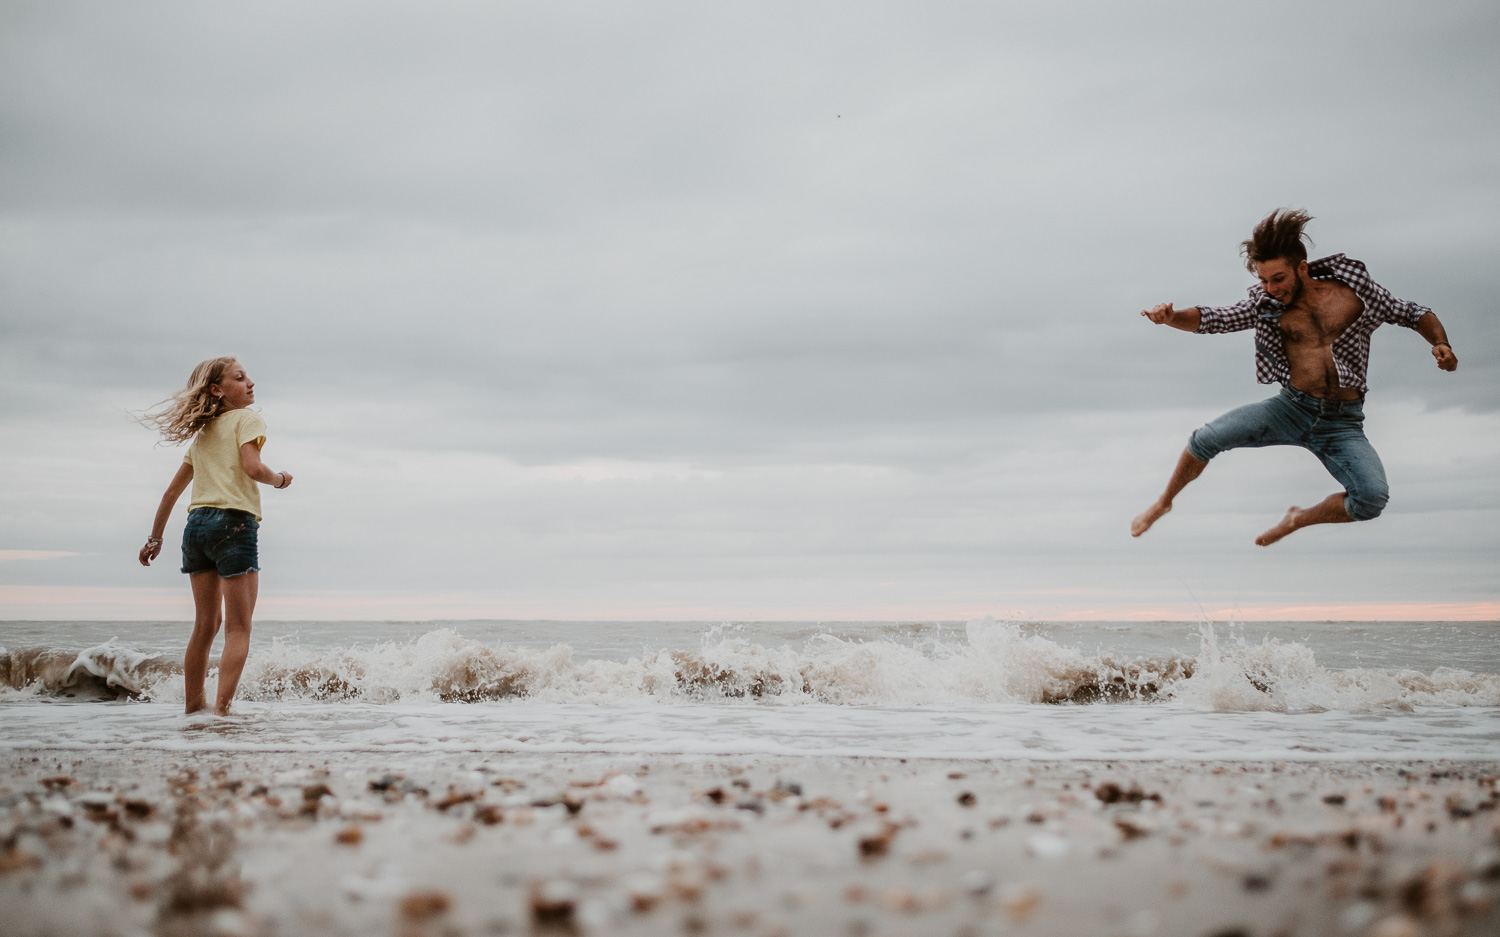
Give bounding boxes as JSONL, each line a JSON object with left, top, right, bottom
{"left": 1141, "top": 302, "right": 1177, "bottom": 325}
{"left": 1432, "top": 343, "right": 1457, "bottom": 372}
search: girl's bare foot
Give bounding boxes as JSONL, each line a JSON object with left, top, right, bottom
{"left": 213, "top": 704, "right": 232, "bottom": 717}
{"left": 1131, "top": 500, "right": 1172, "bottom": 537}
{"left": 185, "top": 704, "right": 208, "bottom": 715}
{"left": 1255, "top": 506, "right": 1302, "bottom": 546}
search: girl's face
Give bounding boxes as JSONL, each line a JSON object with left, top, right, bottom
{"left": 211, "top": 362, "right": 255, "bottom": 410}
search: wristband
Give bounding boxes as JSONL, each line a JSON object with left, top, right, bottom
{"left": 1432, "top": 342, "right": 1451, "bottom": 349}
{"left": 146, "top": 537, "right": 162, "bottom": 545}
{"left": 275, "top": 472, "right": 288, "bottom": 488}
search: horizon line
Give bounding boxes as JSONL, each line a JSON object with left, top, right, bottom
{"left": 3, "top": 585, "right": 1497, "bottom": 623}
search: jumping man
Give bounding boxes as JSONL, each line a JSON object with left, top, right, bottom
{"left": 1131, "top": 209, "right": 1457, "bottom": 546}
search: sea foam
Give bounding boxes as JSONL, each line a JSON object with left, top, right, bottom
{"left": 4, "top": 619, "right": 1497, "bottom": 713}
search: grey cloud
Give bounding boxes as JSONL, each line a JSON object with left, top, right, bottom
{"left": 2, "top": 1, "right": 1496, "bottom": 614}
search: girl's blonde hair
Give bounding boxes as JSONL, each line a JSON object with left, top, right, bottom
{"left": 139, "top": 356, "right": 240, "bottom": 444}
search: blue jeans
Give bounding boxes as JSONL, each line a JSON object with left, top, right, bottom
{"left": 181, "top": 507, "right": 260, "bottom": 577}
{"left": 1187, "top": 384, "right": 1389, "bottom": 521}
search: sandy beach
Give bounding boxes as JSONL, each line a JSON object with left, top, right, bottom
{"left": 4, "top": 748, "right": 1498, "bottom": 937}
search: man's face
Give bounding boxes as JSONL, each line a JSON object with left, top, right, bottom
{"left": 1256, "top": 257, "right": 1308, "bottom": 305}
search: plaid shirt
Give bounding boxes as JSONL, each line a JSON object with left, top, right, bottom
{"left": 1196, "top": 254, "right": 1431, "bottom": 394}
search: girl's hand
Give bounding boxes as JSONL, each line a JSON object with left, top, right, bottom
{"left": 276, "top": 471, "right": 294, "bottom": 489}
{"left": 139, "top": 539, "right": 162, "bottom": 567}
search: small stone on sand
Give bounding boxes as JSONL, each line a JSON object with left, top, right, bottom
{"left": 399, "top": 890, "right": 452, "bottom": 920}
{"left": 529, "top": 879, "right": 578, "bottom": 924}
{"left": 1365, "top": 914, "right": 1424, "bottom": 937}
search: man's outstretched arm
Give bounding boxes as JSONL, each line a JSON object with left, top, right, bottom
{"left": 1414, "top": 311, "right": 1458, "bottom": 371}
{"left": 1140, "top": 303, "right": 1202, "bottom": 332}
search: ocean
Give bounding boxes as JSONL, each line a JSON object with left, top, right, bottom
{"left": 2, "top": 618, "right": 1498, "bottom": 763}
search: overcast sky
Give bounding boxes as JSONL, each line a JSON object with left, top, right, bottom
{"left": 2, "top": 0, "right": 1496, "bottom": 621}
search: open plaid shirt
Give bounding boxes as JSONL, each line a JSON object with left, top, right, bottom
{"left": 1196, "top": 254, "right": 1431, "bottom": 394}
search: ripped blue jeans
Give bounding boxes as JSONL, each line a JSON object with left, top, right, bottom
{"left": 1187, "top": 384, "right": 1389, "bottom": 521}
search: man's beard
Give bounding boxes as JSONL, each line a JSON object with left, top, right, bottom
{"left": 1280, "top": 272, "right": 1305, "bottom": 305}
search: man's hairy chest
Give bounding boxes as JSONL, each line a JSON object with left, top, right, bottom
{"left": 1277, "top": 283, "right": 1363, "bottom": 347}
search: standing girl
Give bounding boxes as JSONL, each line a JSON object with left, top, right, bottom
{"left": 138, "top": 357, "right": 292, "bottom": 716}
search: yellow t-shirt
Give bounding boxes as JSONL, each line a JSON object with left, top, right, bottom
{"left": 184, "top": 409, "right": 268, "bottom": 520}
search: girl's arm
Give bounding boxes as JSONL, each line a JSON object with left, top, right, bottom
{"left": 140, "top": 462, "right": 194, "bottom": 566}
{"left": 240, "top": 441, "right": 293, "bottom": 489}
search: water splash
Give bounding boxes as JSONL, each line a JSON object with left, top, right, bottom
{"left": 3, "top": 619, "right": 1496, "bottom": 712}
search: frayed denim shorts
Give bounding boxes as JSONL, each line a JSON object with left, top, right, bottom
{"left": 181, "top": 507, "right": 260, "bottom": 578}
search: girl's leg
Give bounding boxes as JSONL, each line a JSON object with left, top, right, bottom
{"left": 214, "top": 571, "right": 258, "bottom": 716}
{"left": 185, "top": 571, "right": 223, "bottom": 714}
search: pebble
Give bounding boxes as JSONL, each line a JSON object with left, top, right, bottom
{"left": 1000, "top": 883, "right": 1041, "bottom": 921}
{"left": 1025, "top": 832, "right": 1070, "bottom": 859}
{"left": 1339, "top": 901, "right": 1378, "bottom": 933}
{"left": 603, "top": 773, "right": 643, "bottom": 797}
{"left": 399, "top": 890, "right": 452, "bottom": 920}
{"left": 1365, "top": 914, "right": 1423, "bottom": 937}
{"left": 1094, "top": 782, "right": 1161, "bottom": 805}
{"left": 857, "top": 822, "right": 900, "bottom": 858}
{"left": 1469, "top": 846, "right": 1500, "bottom": 879}
{"left": 1115, "top": 816, "right": 1155, "bottom": 840}
{"left": 529, "top": 878, "right": 579, "bottom": 924}
{"left": 961, "top": 869, "right": 994, "bottom": 896}
{"left": 207, "top": 909, "right": 250, "bottom": 937}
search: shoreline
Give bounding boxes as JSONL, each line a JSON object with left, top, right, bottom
{"left": 4, "top": 749, "right": 1498, "bottom": 936}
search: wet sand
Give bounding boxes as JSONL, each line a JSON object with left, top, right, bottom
{"left": 2, "top": 750, "right": 1498, "bottom": 937}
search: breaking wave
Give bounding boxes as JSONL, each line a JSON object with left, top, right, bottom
{"left": 3, "top": 619, "right": 1497, "bottom": 712}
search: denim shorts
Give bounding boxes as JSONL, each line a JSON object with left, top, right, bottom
{"left": 181, "top": 507, "right": 260, "bottom": 577}
{"left": 1187, "top": 384, "right": 1389, "bottom": 521}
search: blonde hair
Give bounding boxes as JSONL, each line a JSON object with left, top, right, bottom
{"left": 139, "top": 356, "right": 240, "bottom": 444}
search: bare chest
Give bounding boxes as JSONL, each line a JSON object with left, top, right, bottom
{"left": 1277, "top": 283, "right": 1363, "bottom": 346}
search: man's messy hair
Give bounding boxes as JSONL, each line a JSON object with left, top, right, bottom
{"left": 1241, "top": 208, "right": 1313, "bottom": 272}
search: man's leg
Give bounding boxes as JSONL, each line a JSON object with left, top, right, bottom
{"left": 1255, "top": 408, "right": 1387, "bottom": 546}
{"left": 1131, "top": 449, "right": 1207, "bottom": 536}
{"left": 1132, "top": 393, "right": 1299, "bottom": 537}
{"left": 1253, "top": 492, "right": 1352, "bottom": 546}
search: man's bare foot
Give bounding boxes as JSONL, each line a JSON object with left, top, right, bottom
{"left": 1131, "top": 500, "right": 1172, "bottom": 537}
{"left": 213, "top": 703, "right": 232, "bottom": 717}
{"left": 1255, "top": 506, "right": 1302, "bottom": 546}
{"left": 185, "top": 704, "right": 208, "bottom": 715}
